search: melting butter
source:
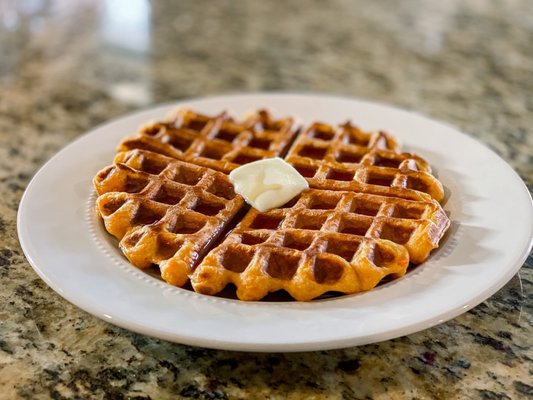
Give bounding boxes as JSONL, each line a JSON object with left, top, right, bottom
{"left": 229, "top": 158, "right": 309, "bottom": 212}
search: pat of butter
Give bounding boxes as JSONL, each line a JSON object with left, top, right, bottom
{"left": 229, "top": 158, "right": 309, "bottom": 212}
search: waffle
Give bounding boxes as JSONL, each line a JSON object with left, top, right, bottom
{"left": 93, "top": 108, "right": 450, "bottom": 301}
{"left": 191, "top": 189, "right": 449, "bottom": 300}
{"left": 93, "top": 149, "right": 245, "bottom": 286}
{"left": 118, "top": 109, "right": 299, "bottom": 174}
{"left": 285, "top": 122, "right": 445, "bottom": 203}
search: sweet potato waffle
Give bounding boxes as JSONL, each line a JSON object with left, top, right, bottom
{"left": 191, "top": 189, "right": 448, "bottom": 301}
{"left": 93, "top": 108, "right": 450, "bottom": 301}
{"left": 94, "top": 149, "right": 245, "bottom": 286}
{"left": 119, "top": 108, "right": 299, "bottom": 174}
{"left": 285, "top": 122, "right": 445, "bottom": 203}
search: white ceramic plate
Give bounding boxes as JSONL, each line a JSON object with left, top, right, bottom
{"left": 18, "top": 93, "right": 533, "bottom": 352}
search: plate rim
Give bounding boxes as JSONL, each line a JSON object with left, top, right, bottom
{"left": 17, "top": 92, "right": 533, "bottom": 352}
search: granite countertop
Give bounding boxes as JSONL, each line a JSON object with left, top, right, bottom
{"left": 1, "top": 0, "right": 532, "bottom": 399}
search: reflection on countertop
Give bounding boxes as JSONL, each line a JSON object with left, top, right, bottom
{"left": 0, "top": 0, "right": 531, "bottom": 398}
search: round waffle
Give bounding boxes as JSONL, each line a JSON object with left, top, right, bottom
{"left": 93, "top": 108, "right": 450, "bottom": 301}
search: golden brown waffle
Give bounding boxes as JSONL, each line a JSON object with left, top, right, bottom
{"left": 93, "top": 108, "right": 451, "bottom": 302}
{"left": 93, "top": 149, "right": 245, "bottom": 286}
{"left": 285, "top": 122, "right": 445, "bottom": 202}
{"left": 118, "top": 109, "right": 299, "bottom": 174}
{"left": 191, "top": 189, "right": 449, "bottom": 301}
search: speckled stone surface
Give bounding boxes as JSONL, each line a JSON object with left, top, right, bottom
{"left": 1, "top": 0, "right": 532, "bottom": 399}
